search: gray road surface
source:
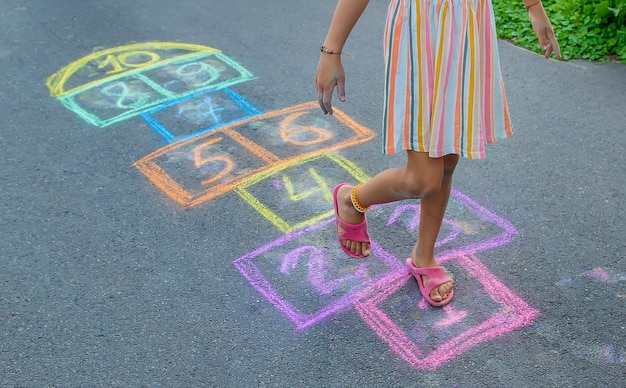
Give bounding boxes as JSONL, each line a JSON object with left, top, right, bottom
{"left": 1, "top": 0, "right": 625, "bottom": 386}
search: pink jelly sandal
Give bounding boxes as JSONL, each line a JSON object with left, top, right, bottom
{"left": 405, "top": 258, "right": 454, "bottom": 307}
{"left": 333, "top": 183, "right": 370, "bottom": 259}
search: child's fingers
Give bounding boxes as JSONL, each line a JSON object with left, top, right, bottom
{"left": 536, "top": 31, "right": 549, "bottom": 57}
{"left": 543, "top": 29, "right": 552, "bottom": 58}
{"left": 337, "top": 81, "right": 346, "bottom": 102}
{"left": 320, "top": 87, "right": 334, "bottom": 115}
{"left": 316, "top": 89, "right": 329, "bottom": 114}
{"left": 317, "top": 97, "right": 328, "bottom": 115}
{"left": 541, "top": 29, "right": 560, "bottom": 59}
{"left": 316, "top": 81, "right": 328, "bottom": 114}
{"left": 542, "top": 41, "right": 552, "bottom": 58}
{"left": 548, "top": 30, "right": 561, "bottom": 58}
{"left": 316, "top": 79, "right": 334, "bottom": 115}
{"left": 318, "top": 101, "right": 327, "bottom": 114}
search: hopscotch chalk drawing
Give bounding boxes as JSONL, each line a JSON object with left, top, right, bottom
{"left": 142, "top": 87, "right": 263, "bottom": 142}
{"left": 134, "top": 102, "right": 375, "bottom": 208}
{"left": 46, "top": 42, "right": 255, "bottom": 128}
{"left": 233, "top": 188, "right": 539, "bottom": 369}
{"left": 48, "top": 41, "right": 540, "bottom": 371}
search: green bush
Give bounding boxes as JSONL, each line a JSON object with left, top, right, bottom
{"left": 493, "top": 0, "right": 626, "bottom": 62}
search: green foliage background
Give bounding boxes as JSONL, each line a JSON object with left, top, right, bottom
{"left": 492, "top": 0, "right": 626, "bottom": 62}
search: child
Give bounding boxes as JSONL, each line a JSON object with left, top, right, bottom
{"left": 316, "top": 0, "right": 560, "bottom": 306}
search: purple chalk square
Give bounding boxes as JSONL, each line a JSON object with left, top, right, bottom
{"left": 368, "top": 189, "right": 520, "bottom": 262}
{"left": 232, "top": 219, "right": 406, "bottom": 331}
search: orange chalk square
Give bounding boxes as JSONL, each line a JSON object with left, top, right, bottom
{"left": 134, "top": 103, "right": 375, "bottom": 207}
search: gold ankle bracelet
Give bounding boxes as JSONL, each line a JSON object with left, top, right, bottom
{"left": 351, "top": 183, "right": 370, "bottom": 213}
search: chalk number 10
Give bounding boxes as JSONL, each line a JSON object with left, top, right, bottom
{"left": 97, "top": 51, "right": 161, "bottom": 74}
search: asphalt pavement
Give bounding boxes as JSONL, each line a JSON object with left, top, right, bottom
{"left": 1, "top": 0, "right": 625, "bottom": 386}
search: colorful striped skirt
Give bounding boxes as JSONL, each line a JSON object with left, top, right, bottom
{"left": 383, "top": 0, "right": 512, "bottom": 159}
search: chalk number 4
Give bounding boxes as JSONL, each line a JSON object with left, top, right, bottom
{"left": 282, "top": 169, "right": 332, "bottom": 203}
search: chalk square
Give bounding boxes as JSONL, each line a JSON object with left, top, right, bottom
{"left": 142, "top": 88, "right": 263, "bottom": 142}
{"left": 354, "top": 253, "right": 540, "bottom": 370}
{"left": 140, "top": 52, "right": 254, "bottom": 96}
{"left": 46, "top": 42, "right": 225, "bottom": 98}
{"left": 367, "top": 189, "right": 520, "bottom": 259}
{"left": 60, "top": 75, "right": 165, "bottom": 127}
{"left": 134, "top": 103, "right": 374, "bottom": 207}
{"left": 133, "top": 128, "right": 274, "bottom": 207}
{"left": 54, "top": 52, "right": 255, "bottom": 128}
{"left": 232, "top": 220, "right": 406, "bottom": 331}
{"left": 234, "top": 102, "right": 375, "bottom": 160}
{"left": 235, "top": 152, "right": 370, "bottom": 233}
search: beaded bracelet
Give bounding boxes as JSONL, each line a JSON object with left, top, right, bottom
{"left": 351, "top": 183, "right": 370, "bottom": 213}
{"left": 320, "top": 45, "right": 341, "bottom": 55}
{"left": 525, "top": 0, "right": 541, "bottom": 10}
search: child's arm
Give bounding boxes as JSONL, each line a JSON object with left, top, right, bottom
{"left": 524, "top": 1, "right": 561, "bottom": 58}
{"left": 316, "top": 0, "right": 370, "bottom": 115}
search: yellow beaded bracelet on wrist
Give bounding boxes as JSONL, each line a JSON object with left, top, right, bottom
{"left": 351, "top": 183, "right": 370, "bottom": 213}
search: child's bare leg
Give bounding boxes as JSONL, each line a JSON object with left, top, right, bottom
{"left": 411, "top": 154, "right": 459, "bottom": 302}
{"left": 335, "top": 152, "right": 447, "bottom": 257}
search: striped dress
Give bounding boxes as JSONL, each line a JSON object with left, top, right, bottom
{"left": 383, "top": 0, "right": 512, "bottom": 159}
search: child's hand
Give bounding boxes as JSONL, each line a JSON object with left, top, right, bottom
{"left": 528, "top": 6, "right": 561, "bottom": 59}
{"left": 315, "top": 54, "right": 346, "bottom": 115}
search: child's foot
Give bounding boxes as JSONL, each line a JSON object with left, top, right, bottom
{"left": 407, "top": 257, "right": 454, "bottom": 306}
{"left": 334, "top": 184, "right": 371, "bottom": 257}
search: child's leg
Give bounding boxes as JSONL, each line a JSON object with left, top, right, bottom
{"left": 411, "top": 154, "right": 459, "bottom": 302}
{"left": 335, "top": 151, "right": 448, "bottom": 257}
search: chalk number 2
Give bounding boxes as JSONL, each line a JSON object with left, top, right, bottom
{"left": 281, "top": 246, "right": 368, "bottom": 295}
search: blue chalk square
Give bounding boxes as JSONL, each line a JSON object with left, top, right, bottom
{"left": 141, "top": 88, "right": 263, "bottom": 142}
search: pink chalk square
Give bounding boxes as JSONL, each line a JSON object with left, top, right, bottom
{"left": 354, "top": 253, "right": 540, "bottom": 370}
{"left": 232, "top": 219, "right": 406, "bottom": 331}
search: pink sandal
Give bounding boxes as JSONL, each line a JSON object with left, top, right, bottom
{"left": 333, "top": 184, "right": 370, "bottom": 259}
{"left": 405, "top": 258, "right": 454, "bottom": 306}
